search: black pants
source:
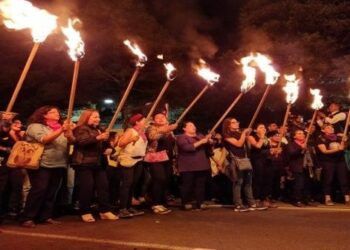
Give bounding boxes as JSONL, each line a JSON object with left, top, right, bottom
{"left": 75, "top": 166, "right": 112, "bottom": 215}
{"left": 119, "top": 161, "right": 143, "bottom": 209}
{"left": 180, "top": 170, "right": 209, "bottom": 208}
{"left": 22, "top": 167, "right": 64, "bottom": 222}
{"left": 252, "top": 158, "right": 274, "bottom": 200}
{"left": 149, "top": 161, "right": 171, "bottom": 205}
{"left": 323, "top": 160, "right": 349, "bottom": 195}
{"left": 7, "top": 168, "right": 26, "bottom": 213}
{"left": 106, "top": 166, "right": 122, "bottom": 207}
{"left": 0, "top": 167, "right": 9, "bottom": 220}
{"left": 292, "top": 169, "right": 311, "bottom": 203}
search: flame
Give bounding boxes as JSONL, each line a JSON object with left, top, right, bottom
{"left": 196, "top": 59, "right": 220, "bottom": 86}
{"left": 123, "top": 40, "right": 147, "bottom": 67}
{"left": 283, "top": 74, "right": 300, "bottom": 104}
{"left": 255, "top": 53, "right": 280, "bottom": 85}
{"left": 0, "top": 0, "right": 57, "bottom": 43}
{"left": 240, "top": 54, "right": 256, "bottom": 93}
{"left": 61, "top": 18, "right": 85, "bottom": 61}
{"left": 164, "top": 63, "right": 177, "bottom": 81}
{"left": 310, "top": 88, "right": 324, "bottom": 110}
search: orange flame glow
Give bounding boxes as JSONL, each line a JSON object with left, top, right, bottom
{"left": 310, "top": 88, "right": 324, "bottom": 110}
{"left": 255, "top": 53, "right": 280, "bottom": 85}
{"left": 240, "top": 54, "right": 256, "bottom": 93}
{"left": 123, "top": 40, "right": 147, "bottom": 67}
{"left": 61, "top": 18, "right": 85, "bottom": 61}
{"left": 164, "top": 63, "right": 177, "bottom": 81}
{"left": 0, "top": 0, "right": 57, "bottom": 43}
{"left": 196, "top": 59, "right": 220, "bottom": 86}
{"left": 283, "top": 74, "right": 300, "bottom": 104}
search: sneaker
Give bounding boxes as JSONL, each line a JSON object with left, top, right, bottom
{"left": 128, "top": 208, "right": 145, "bottom": 216}
{"left": 263, "top": 200, "right": 278, "bottom": 208}
{"left": 182, "top": 204, "right": 193, "bottom": 211}
{"left": 131, "top": 197, "right": 141, "bottom": 206}
{"left": 325, "top": 200, "right": 335, "bottom": 206}
{"left": 118, "top": 209, "right": 133, "bottom": 219}
{"left": 294, "top": 201, "right": 306, "bottom": 208}
{"left": 21, "top": 220, "right": 36, "bottom": 228}
{"left": 152, "top": 205, "right": 172, "bottom": 215}
{"left": 234, "top": 205, "right": 249, "bottom": 212}
{"left": 250, "top": 203, "right": 268, "bottom": 211}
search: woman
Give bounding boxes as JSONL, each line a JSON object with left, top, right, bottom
{"left": 286, "top": 129, "right": 312, "bottom": 207}
{"left": 316, "top": 124, "right": 350, "bottom": 205}
{"left": 248, "top": 124, "right": 276, "bottom": 208}
{"left": 176, "top": 121, "right": 211, "bottom": 210}
{"left": 222, "top": 118, "right": 266, "bottom": 212}
{"left": 145, "top": 111, "right": 177, "bottom": 214}
{"left": 117, "top": 113, "right": 148, "bottom": 218}
{"left": 72, "top": 109, "right": 118, "bottom": 222}
{"left": 21, "top": 106, "right": 73, "bottom": 228}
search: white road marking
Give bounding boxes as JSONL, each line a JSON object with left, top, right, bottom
{"left": 1, "top": 229, "right": 216, "bottom": 250}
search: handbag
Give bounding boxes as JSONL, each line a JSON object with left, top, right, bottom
{"left": 7, "top": 141, "right": 44, "bottom": 170}
{"left": 230, "top": 145, "right": 252, "bottom": 171}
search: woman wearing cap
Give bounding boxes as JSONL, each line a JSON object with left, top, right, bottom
{"left": 316, "top": 124, "right": 350, "bottom": 205}
{"left": 72, "top": 109, "right": 118, "bottom": 222}
{"left": 117, "top": 113, "right": 148, "bottom": 218}
{"left": 145, "top": 112, "right": 177, "bottom": 214}
{"left": 20, "top": 106, "right": 74, "bottom": 228}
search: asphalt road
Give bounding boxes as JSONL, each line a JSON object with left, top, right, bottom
{"left": 1, "top": 203, "right": 350, "bottom": 250}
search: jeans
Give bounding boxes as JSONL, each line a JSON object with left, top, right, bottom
{"left": 233, "top": 170, "right": 255, "bottom": 206}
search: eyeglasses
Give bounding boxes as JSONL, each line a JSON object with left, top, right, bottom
{"left": 231, "top": 121, "right": 239, "bottom": 124}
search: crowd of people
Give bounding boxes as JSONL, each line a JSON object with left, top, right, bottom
{"left": 0, "top": 101, "right": 350, "bottom": 228}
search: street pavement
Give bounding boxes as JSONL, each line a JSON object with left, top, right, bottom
{"left": 1, "top": 203, "right": 350, "bottom": 250}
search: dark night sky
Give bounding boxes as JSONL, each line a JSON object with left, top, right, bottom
{"left": 1, "top": 0, "right": 350, "bottom": 131}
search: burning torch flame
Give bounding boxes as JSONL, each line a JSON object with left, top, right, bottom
{"left": 123, "top": 40, "right": 147, "bottom": 67}
{"left": 310, "top": 88, "right": 324, "bottom": 110}
{"left": 61, "top": 18, "right": 85, "bottom": 61}
{"left": 0, "top": 0, "right": 57, "bottom": 43}
{"left": 283, "top": 74, "right": 300, "bottom": 104}
{"left": 240, "top": 54, "right": 256, "bottom": 93}
{"left": 255, "top": 53, "right": 280, "bottom": 85}
{"left": 164, "top": 63, "right": 177, "bottom": 81}
{"left": 196, "top": 60, "right": 220, "bottom": 86}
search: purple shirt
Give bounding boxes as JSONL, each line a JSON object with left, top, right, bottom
{"left": 176, "top": 134, "right": 211, "bottom": 173}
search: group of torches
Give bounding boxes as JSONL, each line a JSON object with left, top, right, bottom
{"left": 1, "top": 0, "right": 350, "bottom": 153}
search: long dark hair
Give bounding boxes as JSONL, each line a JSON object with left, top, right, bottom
{"left": 28, "top": 105, "right": 61, "bottom": 125}
{"left": 222, "top": 117, "right": 235, "bottom": 138}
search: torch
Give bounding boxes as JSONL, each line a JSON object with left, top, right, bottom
{"left": 276, "top": 74, "right": 300, "bottom": 150}
{"left": 247, "top": 53, "right": 280, "bottom": 129}
{"left": 209, "top": 55, "right": 257, "bottom": 134}
{"left": 176, "top": 60, "right": 219, "bottom": 124}
{"left": 146, "top": 63, "right": 177, "bottom": 120}
{"left": 107, "top": 40, "right": 147, "bottom": 131}
{"left": 61, "top": 18, "right": 85, "bottom": 124}
{"left": 0, "top": 0, "right": 57, "bottom": 113}
{"left": 304, "top": 89, "right": 324, "bottom": 145}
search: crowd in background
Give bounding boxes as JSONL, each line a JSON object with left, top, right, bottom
{"left": 0, "top": 101, "right": 349, "bottom": 228}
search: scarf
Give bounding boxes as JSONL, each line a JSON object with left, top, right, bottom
{"left": 46, "top": 120, "right": 62, "bottom": 131}
{"left": 133, "top": 124, "right": 147, "bottom": 141}
{"left": 294, "top": 138, "right": 305, "bottom": 147}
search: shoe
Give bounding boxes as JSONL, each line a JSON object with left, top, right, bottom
{"left": 325, "top": 200, "right": 335, "bottom": 206}
{"left": 21, "top": 220, "right": 36, "bottom": 228}
{"left": 138, "top": 197, "right": 146, "bottom": 203}
{"left": 152, "top": 205, "right": 172, "bottom": 214}
{"left": 263, "top": 200, "right": 278, "bottom": 208}
{"left": 118, "top": 209, "right": 133, "bottom": 218}
{"left": 305, "top": 201, "right": 318, "bottom": 207}
{"left": 234, "top": 205, "right": 249, "bottom": 212}
{"left": 294, "top": 202, "right": 306, "bottom": 208}
{"left": 81, "top": 213, "right": 95, "bottom": 223}
{"left": 183, "top": 204, "right": 193, "bottom": 211}
{"left": 131, "top": 197, "right": 141, "bottom": 206}
{"left": 249, "top": 203, "right": 268, "bottom": 211}
{"left": 44, "top": 218, "right": 61, "bottom": 224}
{"left": 345, "top": 201, "right": 350, "bottom": 206}
{"left": 100, "top": 212, "right": 118, "bottom": 220}
{"left": 128, "top": 208, "right": 145, "bottom": 216}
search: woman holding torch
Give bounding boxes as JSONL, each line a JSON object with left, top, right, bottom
{"left": 316, "top": 124, "right": 350, "bottom": 206}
